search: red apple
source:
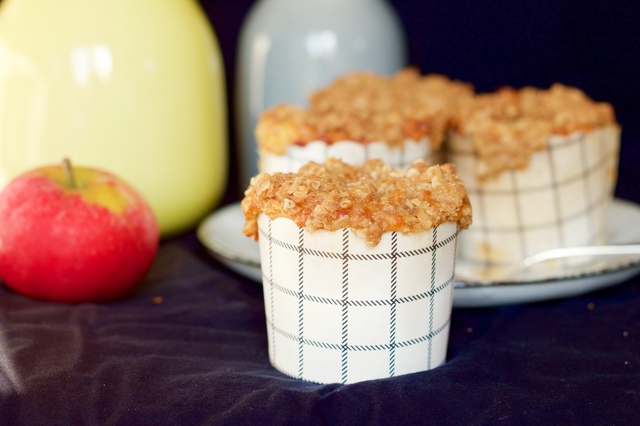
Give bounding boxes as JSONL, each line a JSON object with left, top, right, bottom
{"left": 0, "top": 159, "right": 159, "bottom": 303}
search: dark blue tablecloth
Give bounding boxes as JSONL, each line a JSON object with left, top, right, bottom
{"left": 1, "top": 232, "right": 639, "bottom": 425}
{"left": 1, "top": 1, "right": 639, "bottom": 424}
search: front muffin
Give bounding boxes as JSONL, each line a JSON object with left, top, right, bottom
{"left": 242, "top": 158, "right": 471, "bottom": 384}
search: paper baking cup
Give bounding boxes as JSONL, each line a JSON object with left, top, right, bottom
{"left": 449, "top": 127, "right": 620, "bottom": 266}
{"left": 257, "top": 214, "right": 459, "bottom": 384}
{"left": 259, "top": 138, "right": 439, "bottom": 174}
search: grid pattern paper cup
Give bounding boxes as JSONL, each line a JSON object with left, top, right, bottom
{"left": 449, "top": 126, "right": 619, "bottom": 266}
{"left": 258, "top": 137, "right": 437, "bottom": 175}
{"left": 257, "top": 214, "right": 459, "bottom": 384}
{"left": 242, "top": 159, "right": 471, "bottom": 383}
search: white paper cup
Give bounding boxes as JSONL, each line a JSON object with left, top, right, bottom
{"left": 257, "top": 214, "right": 459, "bottom": 384}
{"left": 449, "top": 127, "right": 620, "bottom": 266}
{"left": 258, "top": 138, "right": 439, "bottom": 174}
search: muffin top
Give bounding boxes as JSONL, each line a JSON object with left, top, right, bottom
{"left": 241, "top": 158, "right": 472, "bottom": 247}
{"left": 450, "top": 83, "right": 618, "bottom": 179}
{"left": 256, "top": 68, "right": 473, "bottom": 155}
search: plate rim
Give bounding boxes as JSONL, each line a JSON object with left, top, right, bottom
{"left": 453, "top": 197, "right": 640, "bottom": 287}
{"left": 197, "top": 203, "right": 261, "bottom": 268}
{"left": 197, "top": 198, "right": 640, "bottom": 302}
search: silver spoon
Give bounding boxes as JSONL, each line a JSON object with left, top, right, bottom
{"left": 455, "top": 244, "right": 640, "bottom": 282}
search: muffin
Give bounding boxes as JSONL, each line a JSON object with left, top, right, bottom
{"left": 448, "top": 84, "right": 620, "bottom": 269}
{"left": 242, "top": 158, "right": 472, "bottom": 384}
{"left": 256, "top": 68, "right": 473, "bottom": 174}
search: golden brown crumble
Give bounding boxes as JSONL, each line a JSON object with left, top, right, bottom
{"left": 256, "top": 68, "right": 473, "bottom": 155}
{"left": 450, "top": 84, "right": 618, "bottom": 179}
{"left": 241, "top": 158, "right": 472, "bottom": 247}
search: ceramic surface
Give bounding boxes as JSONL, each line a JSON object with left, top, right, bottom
{"left": 235, "top": 0, "right": 408, "bottom": 190}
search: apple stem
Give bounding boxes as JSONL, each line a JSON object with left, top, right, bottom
{"left": 62, "top": 158, "right": 78, "bottom": 189}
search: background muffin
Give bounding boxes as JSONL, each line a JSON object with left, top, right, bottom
{"left": 448, "top": 84, "right": 620, "bottom": 266}
{"left": 256, "top": 68, "right": 473, "bottom": 174}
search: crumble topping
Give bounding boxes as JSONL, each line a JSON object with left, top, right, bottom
{"left": 241, "top": 158, "right": 472, "bottom": 247}
{"left": 256, "top": 68, "right": 473, "bottom": 155}
{"left": 450, "top": 83, "right": 618, "bottom": 179}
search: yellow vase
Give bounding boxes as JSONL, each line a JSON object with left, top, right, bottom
{"left": 0, "top": 0, "right": 228, "bottom": 237}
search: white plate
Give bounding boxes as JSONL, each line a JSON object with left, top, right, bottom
{"left": 197, "top": 199, "right": 640, "bottom": 308}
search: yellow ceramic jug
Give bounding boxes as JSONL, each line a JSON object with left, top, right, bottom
{"left": 0, "top": 0, "right": 228, "bottom": 236}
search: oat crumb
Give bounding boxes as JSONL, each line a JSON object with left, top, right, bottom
{"left": 256, "top": 68, "right": 473, "bottom": 154}
{"left": 450, "top": 84, "right": 618, "bottom": 179}
{"left": 152, "top": 296, "right": 164, "bottom": 305}
{"left": 587, "top": 302, "right": 595, "bottom": 310}
{"left": 241, "top": 158, "right": 472, "bottom": 247}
